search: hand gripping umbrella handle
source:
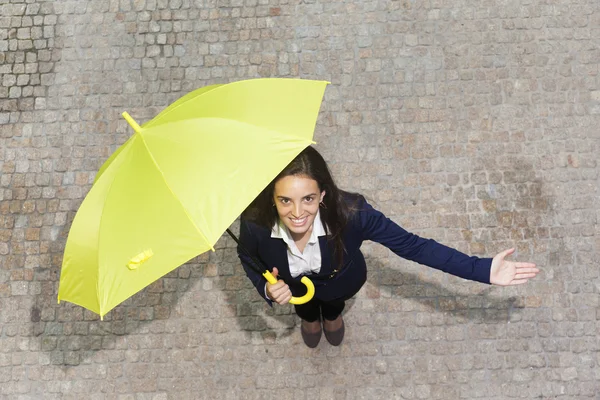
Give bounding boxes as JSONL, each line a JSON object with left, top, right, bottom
{"left": 263, "top": 270, "right": 315, "bottom": 305}
{"left": 225, "top": 229, "right": 315, "bottom": 305}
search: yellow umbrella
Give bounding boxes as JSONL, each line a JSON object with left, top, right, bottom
{"left": 58, "top": 78, "right": 327, "bottom": 319}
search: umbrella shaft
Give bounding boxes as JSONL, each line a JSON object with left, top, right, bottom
{"left": 226, "top": 228, "right": 267, "bottom": 275}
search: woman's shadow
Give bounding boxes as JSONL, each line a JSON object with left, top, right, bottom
{"left": 219, "top": 227, "right": 522, "bottom": 342}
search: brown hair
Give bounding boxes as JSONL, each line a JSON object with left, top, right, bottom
{"left": 242, "top": 146, "right": 358, "bottom": 267}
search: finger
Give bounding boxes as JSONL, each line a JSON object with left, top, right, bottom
{"left": 515, "top": 264, "right": 538, "bottom": 271}
{"left": 272, "top": 267, "right": 279, "bottom": 278}
{"left": 276, "top": 290, "right": 292, "bottom": 305}
{"left": 270, "top": 280, "right": 286, "bottom": 290}
{"left": 281, "top": 292, "right": 292, "bottom": 305}
{"left": 515, "top": 267, "right": 539, "bottom": 274}
{"left": 266, "top": 282, "right": 285, "bottom": 299}
{"left": 271, "top": 284, "right": 289, "bottom": 297}
{"left": 268, "top": 278, "right": 286, "bottom": 289}
{"left": 508, "top": 279, "right": 529, "bottom": 285}
{"left": 284, "top": 287, "right": 293, "bottom": 302}
{"left": 275, "top": 285, "right": 292, "bottom": 301}
{"left": 515, "top": 272, "right": 538, "bottom": 279}
{"left": 498, "top": 248, "right": 516, "bottom": 259}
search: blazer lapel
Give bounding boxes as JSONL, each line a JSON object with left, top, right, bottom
{"left": 265, "top": 237, "right": 293, "bottom": 280}
{"left": 264, "top": 235, "right": 334, "bottom": 281}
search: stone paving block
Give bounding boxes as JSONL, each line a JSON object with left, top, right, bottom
{"left": 1, "top": 0, "right": 600, "bottom": 398}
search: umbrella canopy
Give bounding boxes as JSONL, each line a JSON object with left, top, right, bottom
{"left": 58, "top": 78, "right": 327, "bottom": 318}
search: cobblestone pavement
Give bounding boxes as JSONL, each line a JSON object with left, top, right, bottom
{"left": 1, "top": 0, "right": 599, "bottom": 398}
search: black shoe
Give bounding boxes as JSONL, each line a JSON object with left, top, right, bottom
{"left": 323, "top": 316, "right": 345, "bottom": 346}
{"left": 300, "top": 319, "right": 322, "bottom": 348}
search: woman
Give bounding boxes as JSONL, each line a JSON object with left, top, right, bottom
{"left": 237, "top": 147, "right": 539, "bottom": 348}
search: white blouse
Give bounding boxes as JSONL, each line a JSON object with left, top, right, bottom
{"left": 264, "top": 211, "right": 326, "bottom": 298}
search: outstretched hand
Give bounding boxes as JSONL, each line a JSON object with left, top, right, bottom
{"left": 489, "top": 248, "right": 540, "bottom": 286}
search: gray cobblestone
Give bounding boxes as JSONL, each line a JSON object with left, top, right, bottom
{"left": 1, "top": 0, "right": 599, "bottom": 398}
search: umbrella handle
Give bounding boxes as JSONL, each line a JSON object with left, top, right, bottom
{"left": 262, "top": 271, "right": 315, "bottom": 305}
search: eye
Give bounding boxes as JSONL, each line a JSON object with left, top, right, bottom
{"left": 304, "top": 196, "right": 314, "bottom": 202}
{"left": 279, "top": 198, "right": 290, "bottom": 204}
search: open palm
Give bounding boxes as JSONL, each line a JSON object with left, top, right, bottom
{"left": 490, "top": 248, "right": 539, "bottom": 286}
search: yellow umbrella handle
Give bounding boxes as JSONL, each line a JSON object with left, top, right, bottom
{"left": 262, "top": 271, "right": 315, "bottom": 305}
{"left": 223, "top": 229, "right": 315, "bottom": 305}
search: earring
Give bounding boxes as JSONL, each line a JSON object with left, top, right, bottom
{"left": 319, "top": 201, "right": 327, "bottom": 209}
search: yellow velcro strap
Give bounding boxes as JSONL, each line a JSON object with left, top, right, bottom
{"left": 127, "top": 249, "right": 154, "bottom": 270}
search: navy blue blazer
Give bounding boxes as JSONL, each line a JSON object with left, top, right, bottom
{"left": 237, "top": 195, "right": 492, "bottom": 305}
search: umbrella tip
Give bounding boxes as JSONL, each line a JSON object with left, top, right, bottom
{"left": 122, "top": 112, "right": 142, "bottom": 133}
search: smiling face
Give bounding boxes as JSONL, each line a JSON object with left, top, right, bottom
{"left": 273, "top": 174, "right": 326, "bottom": 242}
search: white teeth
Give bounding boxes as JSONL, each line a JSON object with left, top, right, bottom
{"left": 291, "top": 217, "right": 307, "bottom": 223}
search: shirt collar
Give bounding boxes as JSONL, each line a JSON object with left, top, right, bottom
{"left": 271, "top": 210, "right": 326, "bottom": 243}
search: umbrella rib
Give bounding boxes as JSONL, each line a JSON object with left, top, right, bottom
{"left": 225, "top": 228, "right": 266, "bottom": 275}
{"left": 96, "top": 157, "right": 124, "bottom": 319}
{"left": 137, "top": 132, "right": 216, "bottom": 251}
